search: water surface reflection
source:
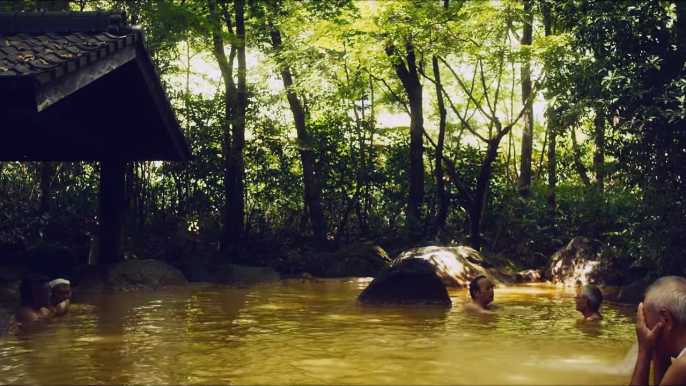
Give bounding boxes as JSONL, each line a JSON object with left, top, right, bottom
{"left": 0, "top": 282, "right": 635, "bottom": 385}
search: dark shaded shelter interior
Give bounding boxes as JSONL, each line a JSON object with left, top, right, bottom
{"left": 0, "top": 10, "right": 191, "bottom": 264}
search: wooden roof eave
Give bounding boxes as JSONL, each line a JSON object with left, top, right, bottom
{"left": 133, "top": 32, "right": 192, "bottom": 163}
{"left": 35, "top": 43, "right": 136, "bottom": 112}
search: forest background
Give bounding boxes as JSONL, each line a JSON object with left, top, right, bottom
{"left": 2, "top": 0, "right": 685, "bottom": 280}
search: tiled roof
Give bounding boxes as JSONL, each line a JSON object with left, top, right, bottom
{"left": 0, "top": 10, "right": 140, "bottom": 84}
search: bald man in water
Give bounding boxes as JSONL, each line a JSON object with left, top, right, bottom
{"left": 630, "top": 276, "right": 686, "bottom": 385}
{"left": 465, "top": 275, "right": 498, "bottom": 315}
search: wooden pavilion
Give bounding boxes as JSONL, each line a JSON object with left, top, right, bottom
{"left": 0, "top": 10, "right": 192, "bottom": 264}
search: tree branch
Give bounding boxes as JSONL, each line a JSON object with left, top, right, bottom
{"left": 438, "top": 55, "right": 499, "bottom": 127}
{"left": 370, "top": 74, "right": 411, "bottom": 116}
{"left": 421, "top": 128, "right": 473, "bottom": 207}
{"left": 417, "top": 66, "right": 488, "bottom": 143}
{"left": 499, "top": 82, "right": 539, "bottom": 140}
{"left": 478, "top": 59, "right": 495, "bottom": 117}
{"left": 508, "top": 19, "right": 521, "bottom": 41}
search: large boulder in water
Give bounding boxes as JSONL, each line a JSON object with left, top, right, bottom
{"left": 75, "top": 259, "right": 187, "bottom": 292}
{"left": 358, "top": 258, "right": 451, "bottom": 306}
{"left": 544, "top": 237, "right": 624, "bottom": 285}
{"left": 393, "top": 246, "right": 515, "bottom": 288}
{"left": 514, "top": 269, "right": 544, "bottom": 283}
{"left": 357, "top": 246, "right": 515, "bottom": 306}
{"left": 182, "top": 262, "right": 280, "bottom": 286}
{"left": 209, "top": 264, "right": 281, "bottom": 286}
{"left": 604, "top": 279, "right": 651, "bottom": 305}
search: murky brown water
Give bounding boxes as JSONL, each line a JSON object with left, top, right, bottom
{"left": 0, "top": 281, "right": 636, "bottom": 385}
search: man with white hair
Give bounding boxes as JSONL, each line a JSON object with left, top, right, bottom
{"left": 574, "top": 284, "right": 603, "bottom": 321}
{"left": 630, "top": 276, "right": 686, "bottom": 385}
{"left": 48, "top": 278, "right": 71, "bottom": 316}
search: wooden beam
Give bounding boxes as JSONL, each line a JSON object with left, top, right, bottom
{"left": 99, "top": 159, "right": 126, "bottom": 264}
{"left": 135, "top": 44, "right": 192, "bottom": 162}
{"left": 35, "top": 44, "right": 135, "bottom": 112}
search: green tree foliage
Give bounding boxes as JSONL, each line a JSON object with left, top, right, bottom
{"left": 2, "top": 0, "right": 685, "bottom": 279}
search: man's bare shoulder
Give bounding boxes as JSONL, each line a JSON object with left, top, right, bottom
{"left": 661, "top": 356, "right": 686, "bottom": 385}
{"left": 15, "top": 307, "right": 39, "bottom": 323}
{"left": 465, "top": 302, "right": 494, "bottom": 315}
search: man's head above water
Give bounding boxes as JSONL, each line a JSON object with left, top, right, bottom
{"left": 49, "top": 278, "right": 72, "bottom": 306}
{"left": 19, "top": 274, "right": 51, "bottom": 309}
{"left": 575, "top": 284, "right": 603, "bottom": 317}
{"left": 643, "top": 276, "right": 686, "bottom": 358}
{"left": 630, "top": 276, "right": 686, "bottom": 386}
{"left": 469, "top": 275, "right": 495, "bottom": 306}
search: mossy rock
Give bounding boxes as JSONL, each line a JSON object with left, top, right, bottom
{"left": 392, "top": 246, "right": 516, "bottom": 288}
{"left": 513, "top": 269, "right": 544, "bottom": 283}
{"left": 544, "top": 236, "right": 626, "bottom": 285}
{"left": 358, "top": 258, "right": 451, "bottom": 306}
{"left": 180, "top": 261, "right": 281, "bottom": 286}
{"left": 604, "top": 279, "right": 651, "bottom": 305}
{"left": 210, "top": 264, "right": 281, "bottom": 285}
{"left": 76, "top": 259, "right": 188, "bottom": 292}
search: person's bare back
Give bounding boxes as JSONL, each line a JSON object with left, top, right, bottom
{"left": 15, "top": 305, "right": 49, "bottom": 324}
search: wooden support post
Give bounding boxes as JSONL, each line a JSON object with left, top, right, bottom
{"left": 99, "top": 159, "right": 126, "bottom": 264}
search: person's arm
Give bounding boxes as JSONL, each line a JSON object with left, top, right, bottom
{"left": 53, "top": 300, "right": 70, "bottom": 316}
{"left": 630, "top": 349, "right": 653, "bottom": 386}
{"left": 659, "top": 358, "right": 686, "bottom": 385}
{"left": 16, "top": 308, "right": 39, "bottom": 324}
{"left": 631, "top": 303, "right": 665, "bottom": 386}
{"left": 653, "top": 351, "right": 672, "bottom": 386}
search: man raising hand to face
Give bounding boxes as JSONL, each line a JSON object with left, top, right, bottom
{"left": 630, "top": 276, "right": 686, "bottom": 386}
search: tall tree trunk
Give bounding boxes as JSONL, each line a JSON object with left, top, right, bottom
{"left": 570, "top": 127, "right": 592, "bottom": 186}
{"left": 546, "top": 116, "right": 557, "bottom": 207}
{"left": 433, "top": 56, "right": 449, "bottom": 231}
{"left": 227, "top": 0, "right": 246, "bottom": 248}
{"left": 127, "top": 163, "right": 134, "bottom": 210}
{"left": 138, "top": 163, "right": 146, "bottom": 230}
{"left": 39, "top": 162, "right": 53, "bottom": 215}
{"left": 432, "top": 0, "right": 450, "bottom": 233}
{"left": 270, "top": 27, "right": 328, "bottom": 248}
{"left": 362, "top": 73, "right": 375, "bottom": 236}
{"left": 470, "top": 139, "right": 500, "bottom": 251}
{"left": 335, "top": 54, "right": 368, "bottom": 244}
{"left": 593, "top": 108, "right": 605, "bottom": 193}
{"left": 99, "top": 160, "right": 125, "bottom": 264}
{"left": 518, "top": 0, "right": 534, "bottom": 197}
{"left": 385, "top": 41, "right": 424, "bottom": 234}
{"left": 543, "top": 3, "right": 556, "bottom": 211}
{"left": 209, "top": 1, "right": 238, "bottom": 255}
